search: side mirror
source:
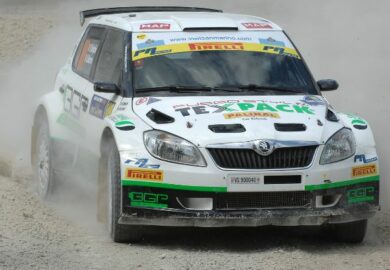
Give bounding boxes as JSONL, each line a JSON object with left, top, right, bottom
{"left": 94, "top": 82, "right": 120, "bottom": 94}
{"left": 317, "top": 79, "right": 339, "bottom": 91}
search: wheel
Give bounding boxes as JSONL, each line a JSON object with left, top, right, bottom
{"left": 33, "top": 116, "right": 55, "bottom": 199}
{"left": 100, "top": 136, "right": 143, "bottom": 243}
{"left": 333, "top": 219, "right": 367, "bottom": 243}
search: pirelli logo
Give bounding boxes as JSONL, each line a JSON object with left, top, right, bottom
{"left": 188, "top": 42, "right": 244, "bottom": 51}
{"left": 224, "top": 112, "right": 280, "bottom": 119}
{"left": 352, "top": 164, "right": 377, "bottom": 178}
{"left": 126, "top": 168, "right": 164, "bottom": 182}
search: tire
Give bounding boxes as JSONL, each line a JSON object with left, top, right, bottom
{"left": 333, "top": 219, "right": 367, "bottom": 243}
{"left": 101, "top": 136, "right": 143, "bottom": 243}
{"left": 33, "top": 116, "right": 56, "bottom": 199}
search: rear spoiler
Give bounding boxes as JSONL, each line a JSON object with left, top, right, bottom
{"left": 79, "top": 6, "right": 223, "bottom": 26}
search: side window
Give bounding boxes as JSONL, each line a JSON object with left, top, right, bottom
{"left": 73, "top": 26, "right": 105, "bottom": 79}
{"left": 93, "top": 29, "right": 125, "bottom": 86}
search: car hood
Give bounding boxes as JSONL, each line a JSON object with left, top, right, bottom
{"left": 131, "top": 95, "right": 344, "bottom": 147}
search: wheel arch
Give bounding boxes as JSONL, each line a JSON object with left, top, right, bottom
{"left": 100, "top": 127, "right": 116, "bottom": 158}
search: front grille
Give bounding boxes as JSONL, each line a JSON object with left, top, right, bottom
{"left": 208, "top": 146, "right": 317, "bottom": 169}
{"left": 214, "top": 191, "right": 312, "bottom": 209}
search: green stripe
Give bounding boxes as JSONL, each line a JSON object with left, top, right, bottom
{"left": 130, "top": 201, "right": 167, "bottom": 208}
{"left": 305, "top": 175, "right": 380, "bottom": 191}
{"left": 124, "top": 175, "right": 379, "bottom": 193}
{"left": 122, "top": 180, "right": 227, "bottom": 192}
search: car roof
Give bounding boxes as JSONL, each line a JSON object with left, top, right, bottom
{"left": 87, "top": 11, "right": 283, "bottom": 32}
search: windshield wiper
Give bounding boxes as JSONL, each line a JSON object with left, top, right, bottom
{"left": 238, "top": 84, "right": 304, "bottom": 93}
{"left": 136, "top": 85, "right": 212, "bottom": 93}
{"left": 212, "top": 87, "right": 241, "bottom": 92}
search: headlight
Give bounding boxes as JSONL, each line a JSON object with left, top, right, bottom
{"left": 144, "top": 130, "right": 206, "bottom": 166}
{"left": 320, "top": 128, "right": 356, "bottom": 165}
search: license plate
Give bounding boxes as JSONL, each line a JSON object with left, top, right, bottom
{"left": 229, "top": 175, "right": 261, "bottom": 185}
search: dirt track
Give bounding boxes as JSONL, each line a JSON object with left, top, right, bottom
{"left": 1, "top": 1, "right": 390, "bottom": 269}
{"left": 2, "top": 175, "right": 390, "bottom": 270}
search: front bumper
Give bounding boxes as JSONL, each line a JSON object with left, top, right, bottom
{"left": 119, "top": 180, "right": 380, "bottom": 227}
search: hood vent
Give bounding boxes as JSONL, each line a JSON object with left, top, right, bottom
{"left": 274, "top": 123, "right": 306, "bottom": 132}
{"left": 326, "top": 109, "right": 339, "bottom": 122}
{"left": 209, "top": 124, "right": 246, "bottom": 133}
{"left": 146, "top": 109, "right": 174, "bottom": 124}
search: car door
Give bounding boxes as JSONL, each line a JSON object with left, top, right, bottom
{"left": 53, "top": 25, "right": 106, "bottom": 169}
{"left": 79, "top": 27, "right": 126, "bottom": 155}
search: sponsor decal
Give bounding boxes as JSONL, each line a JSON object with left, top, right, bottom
{"left": 188, "top": 42, "right": 244, "bottom": 51}
{"left": 259, "top": 37, "right": 285, "bottom": 47}
{"left": 140, "top": 23, "right": 171, "bottom": 30}
{"left": 352, "top": 164, "right": 377, "bottom": 177}
{"left": 169, "top": 36, "right": 253, "bottom": 43}
{"left": 61, "top": 85, "right": 89, "bottom": 118}
{"left": 125, "top": 158, "right": 160, "bottom": 169}
{"left": 135, "top": 97, "right": 148, "bottom": 105}
{"left": 300, "top": 95, "right": 325, "bottom": 106}
{"left": 230, "top": 176, "right": 261, "bottom": 185}
{"left": 242, "top": 22, "right": 273, "bottom": 29}
{"left": 347, "top": 186, "right": 375, "bottom": 204}
{"left": 133, "top": 47, "right": 172, "bottom": 59}
{"left": 132, "top": 42, "right": 300, "bottom": 61}
{"left": 137, "top": 34, "right": 146, "bottom": 40}
{"left": 172, "top": 99, "right": 303, "bottom": 109}
{"left": 89, "top": 95, "right": 116, "bottom": 119}
{"left": 76, "top": 38, "right": 100, "bottom": 69}
{"left": 354, "top": 154, "right": 378, "bottom": 164}
{"left": 224, "top": 111, "right": 280, "bottom": 119}
{"left": 117, "top": 101, "right": 128, "bottom": 111}
{"left": 135, "top": 97, "right": 162, "bottom": 106}
{"left": 125, "top": 168, "right": 164, "bottom": 181}
{"left": 129, "top": 192, "right": 168, "bottom": 208}
{"left": 137, "top": 39, "right": 165, "bottom": 49}
{"left": 175, "top": 102, "right": 314, "bottom": 117}
{"left": 104, "top": 101, "right": 115, "bottom": 118}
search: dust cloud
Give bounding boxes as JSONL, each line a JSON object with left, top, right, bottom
{"left": 0, "top": 0, "right": 389, "bottom": 224}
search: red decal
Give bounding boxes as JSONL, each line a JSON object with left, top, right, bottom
{"left": 188, "top": 42, "right": 244, "bottom": 51}
{"left": 136, "top": 97, "right": 148, "bottom": 105}
{"left": 242, "top": 22, "right": 273, "bottom": 29}
{"left": 140, "top": 23, "right": 171, "bottom": 30}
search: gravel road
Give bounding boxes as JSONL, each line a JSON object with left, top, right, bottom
{"left": 1, "top": 1, "right": 390, "bottom": 269}
{"left": 1, "top": 175, "right": 390, "bottom": 270}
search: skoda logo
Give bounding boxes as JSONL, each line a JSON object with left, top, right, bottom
{"left": 255, "top": 140, "right": 274, "bottom": 156}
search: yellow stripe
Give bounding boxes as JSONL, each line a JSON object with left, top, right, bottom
{"left": 132, "top": 42, "right": 300, "bottom": 61}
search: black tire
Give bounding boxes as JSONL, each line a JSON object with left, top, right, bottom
{"left": 333, "top": 219, "right": 367, "bottom": 243}
{"left": 33, "top": 115, "right": 56, "bottom": 199}
{"left": 101, "top": 136, "right": 143, "bottom": 243}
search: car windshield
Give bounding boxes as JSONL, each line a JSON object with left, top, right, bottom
{"left": 131, "top": 32, "right": 317, "bottom": 96}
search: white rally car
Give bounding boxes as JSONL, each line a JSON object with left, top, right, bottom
{"left": 31, "top": 6, "right": 380, "bottom": 243}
